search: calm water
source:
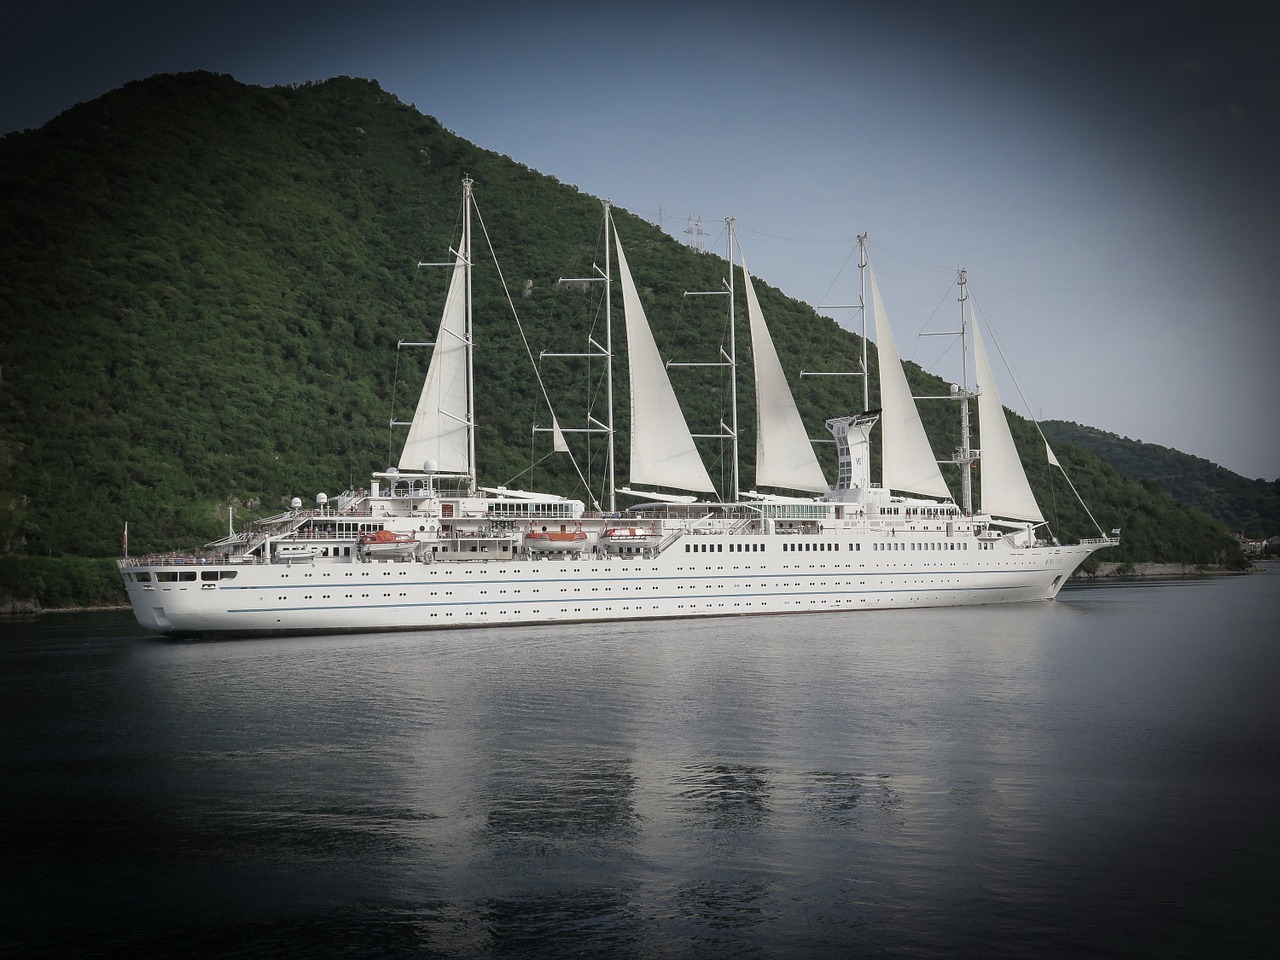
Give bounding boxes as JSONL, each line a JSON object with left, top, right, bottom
{"left": 3, "top": 575, "right": 1278, "bottom": 958}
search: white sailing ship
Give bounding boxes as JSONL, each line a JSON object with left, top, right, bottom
{"left": 119, "top": 178, "right": 1116, "bottom": 637}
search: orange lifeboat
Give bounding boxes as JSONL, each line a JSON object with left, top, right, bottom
{"left": 356, "top": 529, "right": 418, "bottom": 559}
{"left": 523, "top": 527, "right": 588, "bottom": 554}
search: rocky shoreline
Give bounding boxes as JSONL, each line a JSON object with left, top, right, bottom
{"left": 0, "top": 601, "right": 130, "bottom": 616}
{"left": 1075, "top": 562, "right": 1260, "bottom": 580}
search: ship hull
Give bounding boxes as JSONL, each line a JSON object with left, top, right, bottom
{"left": 119, "top": 535, "right": 1102, "bottom": 638}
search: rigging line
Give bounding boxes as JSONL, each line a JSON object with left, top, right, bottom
{"left": 502, "top": 450, "right": 557, "bottom": 490}
{"left": 703, "top": 220, "right": 729, "bottom": 256}
{"left": 967, "top": 288, "right": 1034, "bottom": 415}
{"left": 919, "top": 334, "right": 960, "bottom": 376}
{"left": 1049, "top": 443, "right": 1107, "bottom": 539}
{"left": 910, "top": 278, "right": 961, "bottom": 368}
{"left": 814, "top": 245, "right": 859, "bottom": 314}
{"left": 1047, "top": 450, "right": 1062, "bottom": 537}
{"left": 734, "top": 225, "right": 953, "bottom": 275}
{"left": 974, "top": 293, "right": 1109, "bottom": 539}
{"left": 866, "top": 240, "right": 954, "bottom": 274}
{"left": 471, "top": 199, "right": 598, "bottom": 507}
{"left": 578, "top": 212, "right": 611, "bottom": 347}
{"left": 735, "top": 223, "right": 862, "bottom": 245}
{"left": 388, "top": 347, "right": 403, "bottom": 466}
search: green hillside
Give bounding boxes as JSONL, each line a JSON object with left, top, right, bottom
{"left": 0, "top": 72, "right": 1242, "bottom": 588}
{"left": 1043, "top": 421, "right": 1279, "bottom": 538}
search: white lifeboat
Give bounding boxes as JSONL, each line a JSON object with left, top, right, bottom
{"left": 598, "top": 526, "right": 661, "bottom": 555}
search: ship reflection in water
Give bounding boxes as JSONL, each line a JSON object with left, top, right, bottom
{"left": 3, "top": 574, "right": 1278, "bottom": 957}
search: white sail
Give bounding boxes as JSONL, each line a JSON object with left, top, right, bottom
{"left": 743, "top": 264, "right": 827, "bottom": 493}
{"left": 551, "top": 416, "right": 570, "bottom": 454}
{"left": 615, "top": 230, "right": 716, "bottom": 494}
{"left": 399, "top": 251, "right": 470, "bottom": 474}
{"left": 871, "top": 265, "right": 952, "bottom": 500}
{"left": 972, "top": 317, "right": 1044, "bottom": 522}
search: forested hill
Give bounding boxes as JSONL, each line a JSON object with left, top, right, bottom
{"left": 0, "top": 71, "right": 1241, "bottom": 568}
{"left": 1043, "top": 421, "right": 1279, "bottom": 538}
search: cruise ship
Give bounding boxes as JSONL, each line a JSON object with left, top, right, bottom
{"left": 119, "top": 179, "right": 1116, "bottom": 637}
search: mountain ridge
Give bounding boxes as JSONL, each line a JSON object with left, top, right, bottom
{"left": 1043, "top": 421, "right": 1278, "bottom": 538}
{"left": 0, "top": 71, "right": 1243, "bottom": 573}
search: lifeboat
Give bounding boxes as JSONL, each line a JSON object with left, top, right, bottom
{"left": 598, "top": 526, "right": 661, "bottom": 555}
{"left": 276, "top": 545, "right": 319, "bottom": 564}
{"left": 357, "top": 529, "right": 419, "bottom": 560}
{"left": 523, "top": 528, "right": 588, "bottom": 555}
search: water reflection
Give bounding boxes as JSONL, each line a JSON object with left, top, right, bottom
{"left": 482, "top": 888, "right": 643, "bottom": 959}
{"left": 675, "top": 762, "right": 773, "bottom": 831}
{"left": 801, "top": 770, "right": 903, "bottom": 826}
{"left": 482, "top": 756, "right": 639, "bottom": 850}
{"left": 676, "top": 875, "right": 774, "bottom": 930}
{"left": 4, "top": 580, "right": 1279, "bottom": 958}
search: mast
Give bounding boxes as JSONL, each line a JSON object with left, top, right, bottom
{"left": 462, "top": 175, "right": 476, "bottom": 494}
{"left": 811, "top": 235, "right": 869, "bottom": 411}
{"left": 604, "top": 202, "right": 616, "bottom": 512}
{"left": 399, "top": 176, "right": 476, "bottom": 484}
{"left": 858, "top": 234, "right": 869, "bottom": 412}
{"left": 726, "top": 217, "right": 740, "bottom": 500}
{"left": 669, "top": 217, "right": 738, "bottom": 499}
{"left": 544, "top": 201, "right": 617, "bottom": 511}
{"left": 955, "top": 268, "right": 976, "bottom": 514}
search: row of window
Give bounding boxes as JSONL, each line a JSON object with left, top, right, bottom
{"left": 487, "top": 502, "right": 577, "bottom": 519}
{"left": 685, "top": 540, "right": 974, "bottom": 554}
{"left": 758, "top": 504, "right": 830, "bottom": 519}
{"left": 872, "top": 541, "right": 969, "bottom": 551}
{"left": 129, "top": 570, "right": 239, "bottom": 583}
{"left": 251, "top": 587, "right": 970, "bottom": 614}
{"left": 403, "top": 595, "right": 922, "bottom": 619}
{"left": 685, "top": 542, "right": 766, "bottom": 553}
{"left": 308, "top": 523, "right": 384, "bottom": 535}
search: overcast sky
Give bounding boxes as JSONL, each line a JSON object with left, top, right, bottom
{"left": 5, "top": 1, "right": 1278, "bottom": 479}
